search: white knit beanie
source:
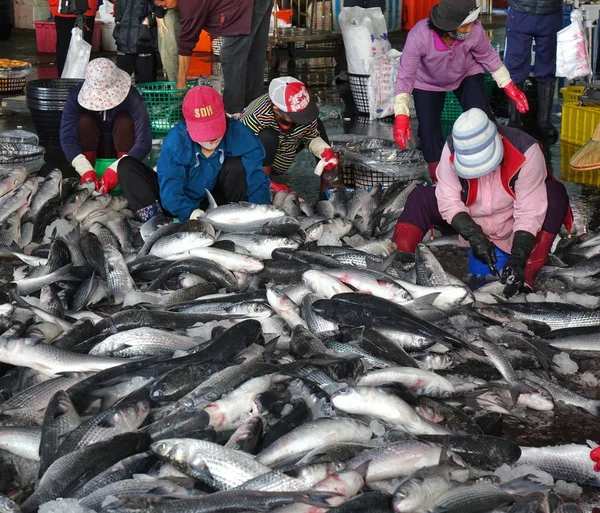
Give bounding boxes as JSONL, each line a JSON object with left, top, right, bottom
{"left": 452, "top": 108, "right": 503, "bottom": 179}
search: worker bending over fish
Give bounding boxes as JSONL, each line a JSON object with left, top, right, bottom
{"left": 392, "top": 108, "right": 572, "bottom": 298}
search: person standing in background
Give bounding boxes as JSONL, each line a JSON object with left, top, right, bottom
{"left": 0, "top": 0, "right": 14, "bottom": 41}
{"left": 113, "top": 0, "right": 157, "bottom": 84}
{"left": 47, "top": 0, "right": 98, "bottom": 76}
{"left": 152, "top": 0, "right": 273, "bottom": 114}
{"left": 155, "top": 5, "right": 180, "bottom": 81}
{"left": 504, "top": 0, "right": 562, "bottom": 139}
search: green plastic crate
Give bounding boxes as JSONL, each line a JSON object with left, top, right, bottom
{"left": 441, "top": 72, "right": 496, "bottom": 124}
{"left": 95, "top": 158, "right": 122, "bottom": 196}
{"left": 136, "top": 81, "right": 195, "bottom": 136}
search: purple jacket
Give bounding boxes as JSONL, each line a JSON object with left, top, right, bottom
{"left": 394, "top": 19, "right": 503, "bottom": 94}
{"left": 178, "top": 0, "right": 253, "bottom": 57}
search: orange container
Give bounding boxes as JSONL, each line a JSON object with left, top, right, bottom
{"left": 402, "top": 0, "right": 438, "bottom": 30}
{"left": 36, "top": 20, "right": 103, "bottom": 53}
{"left": 193, "top": 30, "right": 212, "bottom": 53}
{"left": 276, "top": 9, "right": 293, "bottom": 24}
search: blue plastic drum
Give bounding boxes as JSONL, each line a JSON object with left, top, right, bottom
{"left": 469, "top": 247, "right": 510, "bottom": 277}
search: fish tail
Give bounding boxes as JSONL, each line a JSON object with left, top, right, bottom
{"left": 509, "top": 381, "right": 536, "bottom": 405}
{"left": 297, "top": 491, "right": 341, "bottom": 506}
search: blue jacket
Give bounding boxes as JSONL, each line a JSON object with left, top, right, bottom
{"left": 157, "top": 118, "right": 270, "bottom": 221}
{"left": 60, "top": 83, "right": 152, "bottom": 163}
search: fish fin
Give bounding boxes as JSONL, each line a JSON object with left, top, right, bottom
{"left": 366, "top": 251, "right": 396, "bottom": 272}
{"left": 296, "top": 491, "right": 341, "bottom": 507}
{"left": 352, "top": 460, "right": 370, "bottom": 478}
{"left": 509, "top": 381, "right": 536, "bottom": 405}
{"left": 410, "top": 292, "right": 443, "bottom": 306}
{"left": 204, "top": 189, "right": 217, "bottom": 212}
{"left": 499, "top": 474, "right": 551, "bottom": 495}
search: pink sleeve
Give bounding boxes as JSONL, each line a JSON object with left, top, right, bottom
{"left": 434, "top": 144, "right": 470, "bottom": 224}
{"left": 512, "top": 145, "right": 548, "bottom": 235}
{"left": 468, "top": 22, "right": 504, "bottom": 73}
{"left": 394, "top": 27, "right": 425, "bottom": 95}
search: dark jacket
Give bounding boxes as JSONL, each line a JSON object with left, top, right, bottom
{"left": 157, "top": 118, "right": 270, "bottom": 221}
{"left": 509, "top": 0, "right": 562, "bottom": 16}
{"left": 60, "top": 83, "right": 152, "bottom": 163}
{"left": 113, "top": 0, "right": 156, "bottom": 55}
{"left": 178, "top": 0, "right": 253, "bottom": 57}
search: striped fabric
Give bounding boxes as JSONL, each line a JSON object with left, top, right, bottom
{"left": 240, "top": 94, "right": 321, "bottom": 175}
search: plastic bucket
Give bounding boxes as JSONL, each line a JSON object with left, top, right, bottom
{"left": 102, "top": 22, "right": 117, "bottom": 52}
{"left": 469, "top": 247, "right": 510, "bottom": 277}
{"left": 95, "top": 158, "right": 122, "bottom": 196}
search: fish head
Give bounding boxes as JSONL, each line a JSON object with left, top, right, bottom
{"left": 330, "top": 386, "right": 361, "bottom": 411}
{"left": 392, "top": 477, "right": 428, "bottom": 513}
{"left": 151, "top": 439, "right": 181, "bottom": 459}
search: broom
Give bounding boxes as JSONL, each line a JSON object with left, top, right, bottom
{"left": 570, "top": 122, "right": 600, "bottom": 170}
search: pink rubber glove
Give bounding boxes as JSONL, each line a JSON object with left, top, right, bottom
{"left": 99, "top": 167, "right": 119, "bottom": 194}
{"left": 80, "top": 170, "right": 100, "bottom": 191}
{"left": 504, "top": 82, "right": 529, "bottom": 114}
{"left": 320, "top": 147, "right": 339, "bottom": 171}
{"left": 394, "top": 115, "right": 411, "bottom": 150}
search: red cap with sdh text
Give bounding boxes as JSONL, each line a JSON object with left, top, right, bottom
{"left": 182, "top": 86, "right": 227, "bottom": 143}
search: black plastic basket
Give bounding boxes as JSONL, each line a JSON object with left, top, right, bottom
{"left": 29, "top": 109, "right": 63, "bottom": 140}
{"left": 348, "top": 73, "right": 370, "bottom": 116}
{"left": 0, "top": 76, "right": 26, "bottom": 95}
{"left": 26, "top": 79, "right": 84, "bottom": 100}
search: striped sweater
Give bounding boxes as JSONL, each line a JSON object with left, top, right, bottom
{"left": 240, "top": 94, "right": 322, "bottom": 175}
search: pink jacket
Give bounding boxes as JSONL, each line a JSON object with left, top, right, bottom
{"left": 435, "top": 136, "right": 548, "bottom": 254}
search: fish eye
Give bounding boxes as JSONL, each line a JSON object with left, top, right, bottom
{"left": 154, "top": 442, "right": 166, "bottom": 453}
{"left": 395, "top": 489, "right": 407, "bottom": 498}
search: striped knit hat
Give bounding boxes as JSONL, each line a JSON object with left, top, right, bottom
{"left": 452, "top": 108, "right": 503, "bottom": 179}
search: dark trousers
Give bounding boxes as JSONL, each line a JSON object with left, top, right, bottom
{"left": 55, "top": 15, "right": 95, "bottom": 76}
{"left": 220, "top": 0, "right": 274, "bottom": 113}
{"left": 413, "top": 73, "right": 494, "bottom": 164}
{"left": 78, "top": 112, "right": 135, "bottom": 159}
{"left": 117, "top": 155, "right": 249, "bottom": 215}
{"left": 505, "top": 8, "right": 562, "bottom": 84}
{"left": 398, "top": 181, "right": 570, "bottom": 236}
{"left": 258, "top": 118, "right": 330, "bottom": 172}
{"left": 116, "top": 53, "right": 157, "bottom": 85}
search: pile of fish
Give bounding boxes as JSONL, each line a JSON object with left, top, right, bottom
{"left": 0, "top": 166, "right": 598, "bottom": 513}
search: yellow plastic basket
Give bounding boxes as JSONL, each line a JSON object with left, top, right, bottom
{"left": 560, "top": 103, "right": 600, "bottom": 146}
{"left": 560, "top": 85, "right": 586, "bottom": 104}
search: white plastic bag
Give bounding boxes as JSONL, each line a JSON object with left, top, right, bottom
{"left": 365, "top": 49, "right": 401, "bottom": 120}
{"left": 556, "top": 10, "right": 591, "bottom": 80}
{"left": 338, "top": 7, "right": 391, "bottom": 75}
{"left": 61, "top": 27, "right": 92, "bottom": 79}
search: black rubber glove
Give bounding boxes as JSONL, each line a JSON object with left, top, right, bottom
{"left": 451, "top": 212, "right": 497, "bottom": 267}
{"left": 501, "top": 230, "right": 536, "bottom": 298}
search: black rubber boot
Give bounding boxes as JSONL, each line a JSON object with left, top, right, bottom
{"left": 537, "top": 80, "right": 558, "bottom": 141}
{"left": 507, "top": 82, "right": 524, "bottom": 129}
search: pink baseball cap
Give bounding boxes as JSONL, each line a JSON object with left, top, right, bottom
{"left": 182, "top": 86, "right": 227, "bottom": 143}
{"left": 268, "top": 77, "right": 319, "bottom": 125}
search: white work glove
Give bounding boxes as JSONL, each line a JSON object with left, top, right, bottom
{"left": 189, "top": 209, "right": 205, "bottom": 220}
{"left": 71, "top": 154, "right": 94, "bottom": 176}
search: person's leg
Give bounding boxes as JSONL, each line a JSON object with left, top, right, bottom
{"left": 116, "top": 53, "right": 136, "bottom": 78}
{"left": 82, "top": 15, "right": 94, "bottom": 45}
{"left": 117, "top": 156, "right": 164, "bottom": 221}
{"left": 391, "top": 186, "right": 450, "bottom": 252}
{"left": 244, "top": 0, "right": 274, "bottom": 107}
{"left": 112, "top": 112, "right": 135, "bottom": 156}
{"left": 532, "top": 11, "right": 562, "bottom": 139}
{"left": 135, "top": 54, "right": 157, "bottom": 84}
{"left": 221, "top": 0, "right": 273, "bottom": 113}
{"left": 257, "top": 128, "right": 280, "bottom": 174}
{"left": 78, "top": 112, "right": 102, "bottom": 164}
{"left": 412, "top": 88, "right": 446, "bottom": 167}
{"left": 158, "top": 8, "right": 181, "bottom": 81}
{"left": 54, "top": 16, "right": 76, "bottom": 76}
{"left": 212, "top": 156, "right": 249, "bottom": 204}
{"left": 524, "top": 180, "right": 570, "bottom": 289}
{"left": 453, "top": 73, "right": 495, "bottom": 121}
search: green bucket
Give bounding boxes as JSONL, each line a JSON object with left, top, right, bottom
{"left": 95, "top": 158, "right": 122, "bottom": 196}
